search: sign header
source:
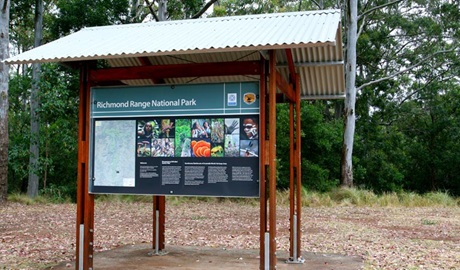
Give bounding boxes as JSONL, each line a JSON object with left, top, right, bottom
{"left": 91, "top": 82, "right": 259, "bottom": 118}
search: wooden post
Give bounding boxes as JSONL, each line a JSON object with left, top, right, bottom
{"left": 159, "top": 196, "right": 165, "bottom": 250}
{"left": 295, "top": 75, "right": 302, "bottom": 257}
{"left": 259, "top": 59, "right": 267, "bottom": 270}
{"left": 268, "top": 50, "right": 277, "bottom": 269}
{"left": 289, "top": 101, "right": 295, "bottom": 259}
{"left": 76, "top": 62, "right": 95, "bottom": 270}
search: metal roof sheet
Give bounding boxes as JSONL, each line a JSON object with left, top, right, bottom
{"left": 6, "top": 9, "right": 341, "bottom": 64}
{"left": 5, "top": 9, "right": 345, "bottom": 99}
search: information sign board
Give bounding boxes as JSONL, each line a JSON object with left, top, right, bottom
{"left": 89, "top": 82, "right": 260, "bottom": 197}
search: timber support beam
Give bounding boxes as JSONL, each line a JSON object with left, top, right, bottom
{"left": 76, "top": 62, "right": 96, "bottom": 270}
{"left": 89, "top": 61, "right": 261, "bottom": 82}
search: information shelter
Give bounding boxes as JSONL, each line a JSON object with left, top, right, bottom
{"left": 6, "top": 10, "right": 345, "bottom": 270}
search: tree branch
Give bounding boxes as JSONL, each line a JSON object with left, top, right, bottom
{"left": 358, "top": 0, "right": 403, "bottom": 21}
{"left": 144, "top": 0, "right": 159, "bottom": 22}
{"left": 398, "top": 68, "right": 453, "bottom": 106}
{"left": 357, "top": 49, "right": 456, "bottom": 91}
{"left": 311, "top": 0, "right": 321, "bottom": 9}
{"left": 398, "top": 77, "right": 437, "bottom": 106}
{"left": 192, "top": 0, "right": 218, "bottom": 19}
{"left": 357, "top": 14, "right": 366, "bottom": 38}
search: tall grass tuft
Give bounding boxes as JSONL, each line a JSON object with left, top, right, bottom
{"left": 275, "top": 188, "right": 458, "bottom": 207}
{"left": 397, "top": 192, "right": 425, "bottom": 207}
{"left": 8, "top": 193, "right": 50, "bottom": 204}
{"left": 330, "top": 188, "right": 378, "bottom": 206}
{"left": 423, "top": 191, "right": 457, "bottom": 207}
{"left": 378, "top": 192, "right": 401, "bottom": 207}
{"left": 301, "top": 188, "right": 333, "bottom": 207}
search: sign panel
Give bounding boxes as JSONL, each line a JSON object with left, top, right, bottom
{"left": 89, "top": 82, "right": 260, "bottom": 197}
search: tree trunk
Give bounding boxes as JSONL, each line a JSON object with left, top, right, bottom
{"left": 158, "top": 0, "right": 167, "bottom": 21}
{"left": 341, "top": 0, "right": 358, "bottom": 187}
{"left": 0, "top": 0, "right": 10, "bottom": 204}
{"left": 27, "top": 0, "right": 43, "bottom": 198}
{"left": 334, "top": 101, "right": 343, "bottom": 120}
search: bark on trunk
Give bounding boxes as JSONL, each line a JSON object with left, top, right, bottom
{"left": 341, "top": 0, "right": 358, "bottom": 187}
{"left": 158, "top": 0, "right": 167, "bottom": 21}
{"left": 27, "top": 0, "right": 43, "bottom": 198}
{"left": 0, "top": 0, "right": 10, "bottom": 203}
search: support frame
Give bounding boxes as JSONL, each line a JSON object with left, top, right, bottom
{"left": 75, "top": 55, "right": 301, "bottom": 270}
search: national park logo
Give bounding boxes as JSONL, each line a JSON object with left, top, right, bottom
{"left": 243, "top": 92, "right": 256, "bottom": 105}
{"left": 227, "top": 93, "right": 237, "bottom": 106}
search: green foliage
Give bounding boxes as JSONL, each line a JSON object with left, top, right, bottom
{"left": 301, "top": 159, "right": 339, "bottom": 192}
{"left": 216, "top": 0, "right": 280, "bottom": 15}
{"left": 168, "top": 0, "right": 206, "bottom": 19}
{"left": 215, "top": 0, "right": 339, "bottom": 16}
{"left": 354, "top": 125, "right": 407, "bottom": 193}
{"left": 40, "top": 184, "right": 74, "bottom": 203}
{"left": 352, "top": 0, "right": 460, "bottom": 195}
{"left": 276, "top": 102, "right": 342, "bottom": 192}
{"left": 8, "top": 64, "right": 79, "bottom": 199}
{"left": 174, "top": 119, "right": 191, "bottom": 156}
{"left": 50, "top": 0, "right": 130, "bottom": 38}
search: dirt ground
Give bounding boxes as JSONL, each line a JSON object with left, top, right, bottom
{"left": 49, "top": 244, "right": 363, "bottom": 270}
{"left": 1, "top": 201, "right": 459, "bottom": 269}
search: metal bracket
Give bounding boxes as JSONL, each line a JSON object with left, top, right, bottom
{"left": 286, "top": 256, "right": 305, "bottom": 264}
{"left": 148, "top": 209, "right": 168, "bottom": 256}
{"left": 264, "top": 232, "right": 270, "bottom": 270}
{"left": 285, "top": 214, "right": 305, "bottom": 264}
{"left": 79, "top": 224, "right": 84, "bottom": 270}
{"left": 148, "top": 250, "right": 168, "bottom": 256}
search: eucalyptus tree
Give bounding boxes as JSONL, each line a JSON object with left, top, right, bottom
{"left": 0, "top": 0, "right": 10, "bottom": 203}
{"left": 347, "top": 0, "right": 460, "bottom": 192}
{"left": 340, "top": 0, "right": 460, "bottom": 189}
{"left": 341, "top": 0, "right": 358, "bottom": 187}
{"left": 27, "top": 0, "right": 44, "bottom": 198}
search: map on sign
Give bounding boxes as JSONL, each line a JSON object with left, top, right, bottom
{"left": 93, "top": 120, "right": 136, "bottom": 187}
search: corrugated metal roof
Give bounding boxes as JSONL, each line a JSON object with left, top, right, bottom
{"left": 5, "top": 9, "right": 345, "bottom": 99}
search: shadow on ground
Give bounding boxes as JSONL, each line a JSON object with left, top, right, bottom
{"left": 49, "top": 244, "right": 363, "bottom": 270}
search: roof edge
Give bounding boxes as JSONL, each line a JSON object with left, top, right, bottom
{"left": 5, "top": 42, "right": 338, "bottom": 65}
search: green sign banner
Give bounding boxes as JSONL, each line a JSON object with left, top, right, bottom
{"left": 91, "top": 82, "right": 259, "bottom": 118}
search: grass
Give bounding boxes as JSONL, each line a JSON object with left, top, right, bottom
{"left": 421, "top": 219, "right": 437, "bottom": 225}
{"left": 7, "top": 193, "right": 51, "bottom": 205}
{"left": 277, "top": 187, "right": 459, "bottom": 207}
{"left": 7, "top": 188, "right": 459, "bottom": 208}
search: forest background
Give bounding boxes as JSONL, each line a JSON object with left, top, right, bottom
{"left": 1, "top": 0, "right": 460, "bottom": 202}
